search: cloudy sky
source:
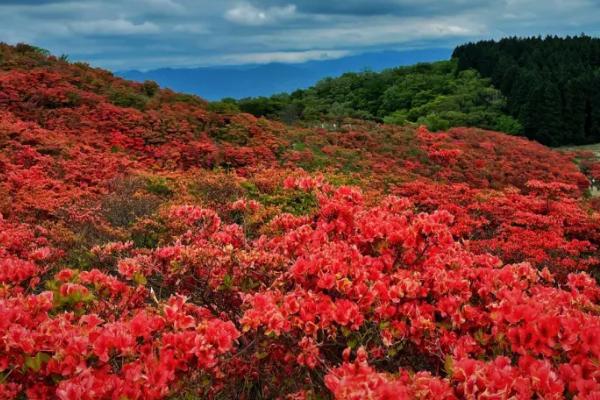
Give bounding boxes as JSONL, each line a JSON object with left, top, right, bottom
{"left": 0, "top": 0, "right": 598, "bottom": 70}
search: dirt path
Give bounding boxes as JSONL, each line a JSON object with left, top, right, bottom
{"left": 558, "top": 144, "right": 600, "bottom": 197}
{"left": 559, "top": 143, "right": 600, "bottom": 157}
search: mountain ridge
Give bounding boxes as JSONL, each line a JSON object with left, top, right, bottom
{"left": 118, "top": 48, "right": 452, "bottom": 100}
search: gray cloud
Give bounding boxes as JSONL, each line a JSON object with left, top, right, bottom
{"left": 0, "top": 0, "right": 72, "bottom": 4}
{"left": 224, "top": 3, "right": 297, "bottom": 26}
{"left": 0, "top": 0, "right": 598, "bottom": 70}
{"left": 68, "top": 19, "right": 161, "bottom": 35}
{"left": 257, "top": 0, "right": 492, "bottom": 17}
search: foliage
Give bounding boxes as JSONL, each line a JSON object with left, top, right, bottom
{"left": 233, "top": 60, "right": 522, "bottom": 134}
{"left": 108, "top": 87, "right": 149, "bottom": 110}
{"left": 207, "top": 98, "right": 241, "bottom": 114}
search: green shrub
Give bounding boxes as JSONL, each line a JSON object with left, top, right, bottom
{"left": 15, "top": 43, "right": 50, "bottom": 56}
{"left": 146, "top": 176, "right": 174, "bottom": 196}
{"left": 208, "top": 100, "right": 240, "bottom": 114}
{"left": 495, "top": 115, "right": 523, "bottom": 134}
{"left": 108, "top": 87, "right": 148, "bottom": 110}
{"left": 64, "top": 247, "right": 96, "bottom": 270}
{"left": 259, "top": 190, "right": 318, "bottom": 216}
{"left": 142, "top": 80, "right": 160, "bottom": 97}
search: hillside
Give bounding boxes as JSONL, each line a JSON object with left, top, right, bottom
{"left": 230, "top": 60, "right": 522, "bottom": 134}
{"left": 1, "top": 43, "right": 600, "bottom": 399}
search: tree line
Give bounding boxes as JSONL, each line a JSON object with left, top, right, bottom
{"left": 217, "top": 60, "right": 521, "bottom": 135}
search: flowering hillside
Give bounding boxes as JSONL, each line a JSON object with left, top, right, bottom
{"left": 1, "top": 43, "right": 599, "bottom": 399}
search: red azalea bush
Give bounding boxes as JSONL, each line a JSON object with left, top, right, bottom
{"left": 1, "top": 43, "right": 599, "bottom": 399}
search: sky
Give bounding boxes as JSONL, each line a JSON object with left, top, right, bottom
{"left": 0, "top": 0, "right": 599, "bottom": 70}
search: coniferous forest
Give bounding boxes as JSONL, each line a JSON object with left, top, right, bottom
{"left": 454, "top": 35, "right": 600, "bottom": 146}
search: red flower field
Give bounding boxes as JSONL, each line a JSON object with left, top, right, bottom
{"left": 0, "top": 43, "right": 599, "bottom": 399}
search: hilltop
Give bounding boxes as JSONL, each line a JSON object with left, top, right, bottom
{"left": 230, "top": 35, "right": 600, "bottom": 147}
{"left": 0, "top": 43, "right": 599, "bottom": 399}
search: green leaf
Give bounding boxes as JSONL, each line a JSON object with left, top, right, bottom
{"left": 379, "top": 321, "right": 390, "bottom": 330}
{"left": 444, "top": 355, "right": 454, "bottom": 376}
{"left": 133, "top": 272, "right": 147, "bottom": 285}
{"left": 24, "top": 352, "right": 51, "bottom": 372}
{"left": 347, "top": 337, "right": 358, "bottom": 349}
{"left": 219, "top": 274, "right": 233, "bottom": 291}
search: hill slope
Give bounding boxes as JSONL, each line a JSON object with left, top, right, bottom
{"left": 229, "top": 60, "right": 522, "bottom": 134}
{"left": 1, "top": 43, "right": 600, "bottom": 399}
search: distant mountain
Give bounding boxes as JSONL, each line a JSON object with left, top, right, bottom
{"left": 117, "top": 48, "right": 451, "bottom": 100}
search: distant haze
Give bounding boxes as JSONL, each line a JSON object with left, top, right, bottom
{"left": 117, "top": 48, "right": 451, "bottom": 100}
